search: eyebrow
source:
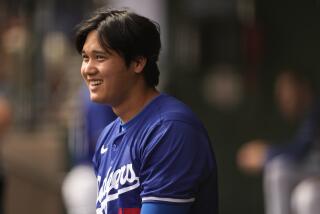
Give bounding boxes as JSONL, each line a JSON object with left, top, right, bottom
{"left": 81, "top": 50, "right": 108, "bottom": 55}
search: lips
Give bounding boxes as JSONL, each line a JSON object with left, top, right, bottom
{"left": 89, "top": 79, "right": 103, "bottom": 87}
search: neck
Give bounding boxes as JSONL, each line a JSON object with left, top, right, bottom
{"left": 112, "top": 85, "right": 159, "bottom": 123}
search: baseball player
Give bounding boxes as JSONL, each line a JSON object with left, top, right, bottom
{"left": 75, "top": 8, "right": 218, "bottom": 214}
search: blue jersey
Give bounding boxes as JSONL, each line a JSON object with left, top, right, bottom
{"left": 93, "top": 94, "right": 218, "bottom": 214}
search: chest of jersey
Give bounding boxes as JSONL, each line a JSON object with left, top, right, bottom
{"left": 96, "top": 130, "right": 143, "bottom": 213}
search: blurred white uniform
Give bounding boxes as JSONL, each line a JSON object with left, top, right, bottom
{"left": 62, "top": 165, "right": 97, "bottom": 214}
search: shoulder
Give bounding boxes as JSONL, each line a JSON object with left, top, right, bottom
{"left": 153, "top": 94, "right": 204, "bottom": 131}
{"left": 137, "top": 95, "right": 210, "bottom": 148}
{"left": 133, "top": 94, "right": 206, "bottom": 143}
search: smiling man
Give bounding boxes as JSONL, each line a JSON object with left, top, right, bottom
{"left": 75, "top": 8, "right": 218, "bottom": 214}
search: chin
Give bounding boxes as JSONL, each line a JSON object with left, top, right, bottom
{"left": 89, "top": 94, "right": 106, "bottom": 104}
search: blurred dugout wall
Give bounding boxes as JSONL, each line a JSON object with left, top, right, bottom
{"left": 166, "top": 1, "right": 320, "bottom": 214}
{"left": 0, "top": 0, "right": 319, "bottom": 214}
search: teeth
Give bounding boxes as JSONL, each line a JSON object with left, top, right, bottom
{"left": 90, "top": 80, "right": 103, "bottom": 86}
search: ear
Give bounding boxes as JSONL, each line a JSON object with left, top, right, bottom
{"left": 132, "top": 56, "right": 147, "bottom": 74}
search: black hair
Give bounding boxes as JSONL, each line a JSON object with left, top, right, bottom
{"left": 276, "top": 67, "right": 318, "bottom": 95}
{"left": 75, "top": 8, "right": 161, "bottom": 87}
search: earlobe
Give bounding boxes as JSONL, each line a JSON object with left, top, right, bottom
{"left": 133, "top": 56, "right": 147, "bottom": 74}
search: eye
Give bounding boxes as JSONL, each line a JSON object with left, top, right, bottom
{"left": 82, "top": 53, "right": 89, "bottom": 62}
{"left": 96, "top": 54, "right": 106, "bottom": 61}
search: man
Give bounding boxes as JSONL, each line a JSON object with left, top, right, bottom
{"left": 75, "top": 8, "right": 218, "bottom": 214}
{"left": 237, "top": 70, "right": 320, "bottom": 214}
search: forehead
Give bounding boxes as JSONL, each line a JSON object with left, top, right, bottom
{"left": 83, "top": 30, "right": 105, "bottom": 52}
{"left": 82, "top": 30, "right": 122, "bottom": 58}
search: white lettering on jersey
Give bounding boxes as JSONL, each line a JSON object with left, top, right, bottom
{"left": 97, "top": 163, "right": 140, "bottom": 211}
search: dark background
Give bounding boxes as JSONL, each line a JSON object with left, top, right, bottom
{"left": 0, "top": 0, "right": 319, "bottom": 214}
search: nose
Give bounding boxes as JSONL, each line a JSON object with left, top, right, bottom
{"left": 82, "top": 60, "right": 98, "bottom": 76}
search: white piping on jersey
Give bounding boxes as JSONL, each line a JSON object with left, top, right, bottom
{"left": 142, "top": 196, "right": 195, "bottom": 203}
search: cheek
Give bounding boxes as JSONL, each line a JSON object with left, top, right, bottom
{"left": 80, "top": 65, "right": 86, "bottom": 79}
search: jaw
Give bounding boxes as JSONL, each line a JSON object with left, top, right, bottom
{"left": 88, "top": 86, "right": 108, "bottom": 104}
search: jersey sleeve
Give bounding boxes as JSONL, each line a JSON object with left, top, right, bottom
{"left": 139, "top": 120, "right": 216, "bottom": 204}
{"left": 141, "top": 202, "right": 191, "bottom": 214}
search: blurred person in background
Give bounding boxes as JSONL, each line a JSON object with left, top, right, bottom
{"left": 62, "top": 86, "right": 116, "bottom": 214}
{"left": 0, "top": 97, "right": 11, "bottom": 144}
{"left": 0, "top": 96, "right": 12, "bottom": 214}
{"left": 237, "top": 69, "right": 320, "bottom": 214}
{"left": 75, "top": 8, "right": 218, "bottom": 214}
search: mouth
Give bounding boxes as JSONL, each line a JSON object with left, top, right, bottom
{"left": 89, "top": 79, "right": 103, "bottom": 87}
